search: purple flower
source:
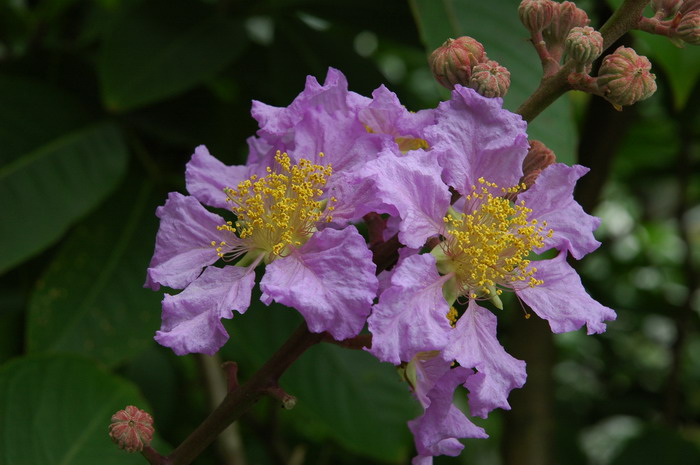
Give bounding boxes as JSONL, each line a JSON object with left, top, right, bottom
{"left": 146, "top": 147, "right": 378, "bottom": 355}
{"left": 403, "top": 352, "right": 487, "bottom": 465}
{"left": 364, "top": 85, "right": 615, "bottom": 460}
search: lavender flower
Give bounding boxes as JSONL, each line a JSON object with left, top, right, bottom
{"left": 364, "top": 85, "right": 615, "bottom": 462}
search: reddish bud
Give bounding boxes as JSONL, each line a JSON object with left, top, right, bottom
{"left": 680, "top": 0, "right": 700, "bottom": 15}
{"left": 545, "top": 1, "right": 590, "bottom": 43}
{"left": 565, "top": 26, "right": 603, "bottom": 64}
{"left": 597, "top": 46, "right": 657, "bottom": 107}
{"left": 519, "top": 0, "right": 556, "bottom": 32}
{"left": 652, "top": 0, "right": 683, "bottom": 17}
{"left": 429, "top": 37, "right": 486, "bottom": 90}
{"left": 522, "top": 140, "right": 556, "bottom": 189}
{"left": 468, "top": 60, "right": 511, "bottom": 98}
{"left": 677, "top": 10, "right": 700, "bottom": 45}
{"left": 109, "top": 406, "right": 154, "bottom": 453}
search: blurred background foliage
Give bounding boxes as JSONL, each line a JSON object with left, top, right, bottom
{"left": 1, "top": 0, "right": 700, "bottom": 464}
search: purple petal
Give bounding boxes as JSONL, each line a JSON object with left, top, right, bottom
{"left": 519, "top": 163, "right": 601, "bottom": 259}
{"left": 367, "top": 254, "right": 452, "bottom": 365}
{"left": 358, "top": 150, "right": 451, "bottom": 249}
{"left": 145, "top": 192, "right": 227, "bottom": 291}
{"left": 155, "top": 265, "right": 255, "bottom": 355}
{"left": 359, "top": 85, "right": 436, "bottom": 147}
{"left": 443, "top": 300, "right": 527, "bottom": 418}
{"left": 259, "top": 227, "right": 377, "bottom": 340}
{"left": 408, "top": 365, "right": 488, "bottom": 464}
{"left": 517, "top": 251, "right": 616, "bottom": 335}
{"left": 426, "top": 86, "right": 529, "bottom": 195}
{"left": 185, "top": 145, "right": 249, "bottom": 209}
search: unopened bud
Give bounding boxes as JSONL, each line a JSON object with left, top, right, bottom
{"left": 522, "top": 140, "right": 556, "bottom": 189}
{"left": 429, "top": 37, "right": 486, "bottom": 90}
{"left": 652, "top": 0, "right": 683, "bottom": 17}
{"left": 597, "top": 46, "right": 657, "bottom": 106}
{"left": 109, "top": 406, "right": 154, "bottom": 453}
{"left": 468, "top": 60, "right": 511, "bottom": 98}
{"left": 545, "top": 1, "right": 590, "bottom": 43}
{"left": 519, "top": 0, "right": 556, "bottom": 32}
{"left": 677, "top": 10, "right": 700, "bottom": 45}
{"left": 680, "top": 0, "right": 700, "bottom": 15}
{"left": 565, "top": 26, "right": 603, "bottom": 64}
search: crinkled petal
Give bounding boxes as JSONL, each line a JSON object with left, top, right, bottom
{"left": 359, "top": 149, "right": 450, "bottom": 249}
{"left": 517, "top": 251, "right": 616, "bottom": 335}
{"left": 426, "top": 86, "right": 529, "bottom": 195}
{"left": 145, "top": 192, "right": 227, "bottom": 291}
{"left": 185, "top": 145, "right": 249, "bottom": 209}
{"left": 155, "top": 265, "right": 255, "bottom": 355}
{"left": 408, "top": 366, "right": 488, "bottom": 465}
{"left": 443, "top": 300, "right": 527, "bottom": 418}
{"left": 519, "top": 163, "right": 601, "bottom": 259}
{"left": 368, "top": 254, "right": 452, "bottom": 365}
{"left": 260, "top": 227, "right": 377, "bottom": 340}
{"left": 252, "top": 67, "right": 370, "bottom": 145}
{"left": 360, "top": 85, "right": 436, "bottom": 149}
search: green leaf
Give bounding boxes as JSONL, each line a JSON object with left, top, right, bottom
{"left": 0, "top": 123, "right": 129, "bottom": 274}
{"left": 0, "top": 75, "right": 89, "bottom": 166}
{"left": 27, "top": 177, "right": 163, "bottom": 367}
{"left": 0, "top": 355, "right": 160, "bottom": 465}
{"left": 283, "top": 344, "right": 418, "bottom": 462}
{"left": 632, "top": 32, "right": 700, "bottom": 111}
{"left": 98, "top": 0, "right": 247, "bottom": 111}
{"left": 223, "top": 303, "right": 417, "bottom": 462}
{"left": 409, "top": 0, "right": 577, "bottom": 164}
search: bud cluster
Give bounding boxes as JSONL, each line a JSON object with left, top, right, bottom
{"left": 638, "top": 0, "right": 700, "bottom": 46}
{"left": 429, "top": 36, "right": 510, "bottom": 98}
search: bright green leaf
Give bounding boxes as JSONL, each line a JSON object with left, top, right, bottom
{"left": 27, "top": 178, "right": 163, "bottom": 366}
{"left": 0, "top": 355, "right": 161, "bottom": 465}
{"left": 0, "top": 123, "right": 129, "bottom": 274}
{"left": 98, "top": 0, "right": 247, "bottom": 111}
{"left": 409, "top": 0, "right": 577, "bottom": 164}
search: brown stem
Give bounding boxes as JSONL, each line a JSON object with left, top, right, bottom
{"left": 160, "top": 322, "right": 323, "bottom": 465}
{"left": 516, "top": 0, "right": 651, "bottom": 122}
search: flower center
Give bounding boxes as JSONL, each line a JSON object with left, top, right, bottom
{"left": 364, "top": 125, "right": 429, "bottom": 153}
{"left": 440, "top": 178, "right": 553, "bottom": 300}
{"left": 214, "top": 151, "right": 335, "bottom": 261}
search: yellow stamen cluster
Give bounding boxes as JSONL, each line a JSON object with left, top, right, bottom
{"left": 442, "top": 178, "right": 554, "bottom": 299}
{"left": 215, "top": 151, "right": 335, "bottom": 259}
{"left": 446, "top": 306, "right": 459, "bottom": 327}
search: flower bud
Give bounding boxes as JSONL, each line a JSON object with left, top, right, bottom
{"left": 109, "top": 406, "right": 154, "bottom": 453}
{"left": 545, "top": 1, "right": 590, "bottom": 43}
{"left": 522, "top": 140, "right": 556, "bottom": 189}
{"left": 651, "top": 0, "right": 683, "bottom": 17}
{"left": 680, "top": 0, "right": 700, "bottom": 15}
{"left": 429, "top": 37, "right": 486, "bottom": 90}
{"left": 468, "top": 60, "right": 511, "bottom": 98}
{"left": 677, "top": 10, "right": 700, "bottom": 45}
{"left": 565, "top": 26, "right": 603, "bottom": 64}
{"left": 597, "top": 46, "right": 657, "bottom": 107}
{"left": 518, "top": 0, "right": 556, "bottom": 32}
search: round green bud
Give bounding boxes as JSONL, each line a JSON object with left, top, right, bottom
{"left": 597, "top": 46, "right": 657, "bottom": 107}
{"left": 518, "top": 0, "right": 556, "bottom": 32}
{"left": 468, "top": 60, "right": 511, "bottom": 98}
{"left": 429, "top": 36, "right": 486, "bottom": 90}
{"left": 677, "top": 10, "right": 700, "bottom": 45}
{"left": 565, "top": 26, "right": 603, "bottom": 64}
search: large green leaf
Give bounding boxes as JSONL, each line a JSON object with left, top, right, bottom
{"left": 0, "top": 123, "right": 129, "bottom": 274}
{"left": 409, "top": 0, "right": 577, "bottom": 164}
{"left": 98, "top": 0, "right": 247, "bottom": 111}
{"left": 27, "top": 177, "right": 163, "bottom": 367}
{"left": 0, "top": 355, "right": 161, "bottom": 465}
{"left": 222, "top": 303, "right": 417, "bottom": 462}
